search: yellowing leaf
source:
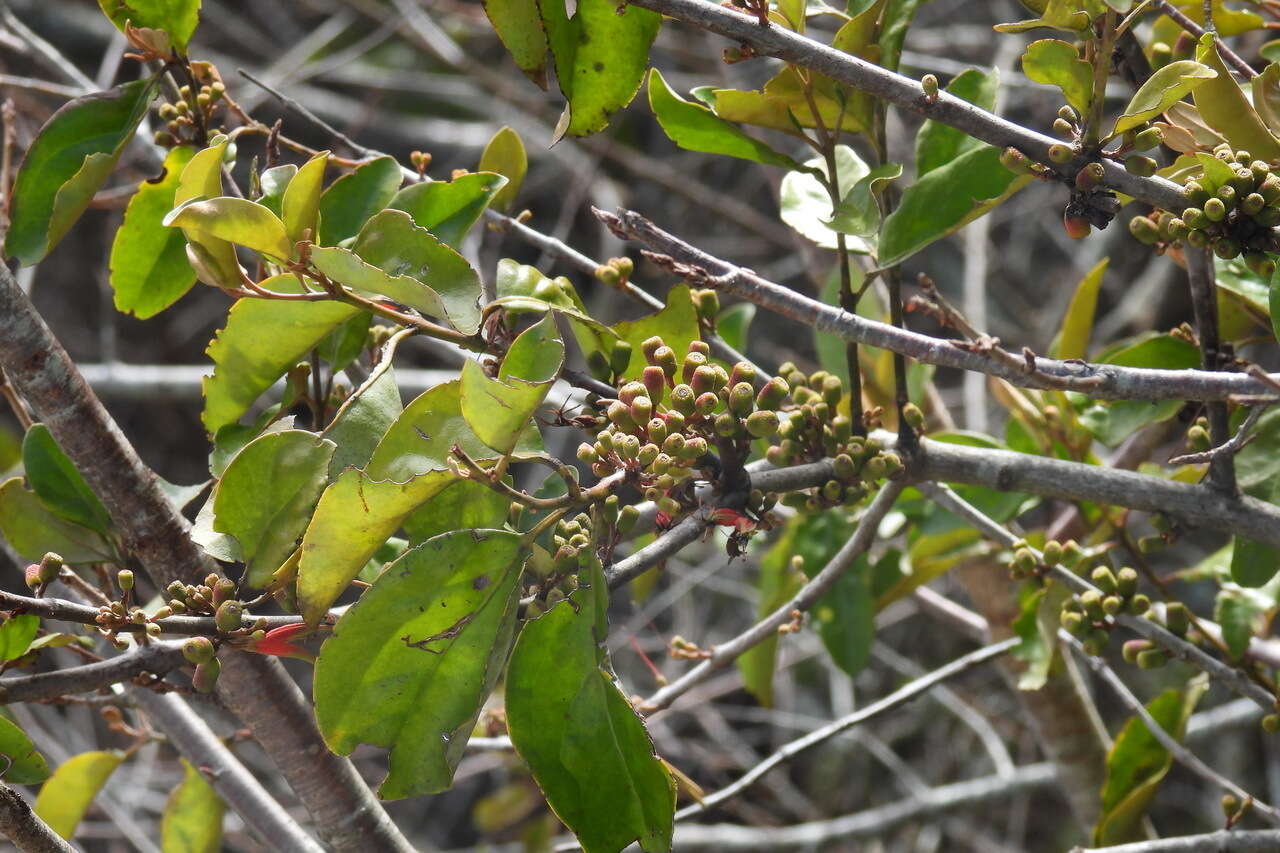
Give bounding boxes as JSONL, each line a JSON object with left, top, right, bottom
{"left": 1194, "top": 36, "right": 1280, "bottom": 158}
{"left": 164, "top": 197, "right": 294, "bottom": 261}
{"left": 1111, "top": 60, "right": 1217, "bottom": 139}
{"left": 35, "top": 750, "right": 124, "bottom": 840}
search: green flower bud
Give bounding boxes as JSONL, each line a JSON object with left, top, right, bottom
{"left": 1048, "top": 143, "right": 1073, "bottom": 164}
{"left": 756, "top": 377, "right": 789, "bottom": 410}
{"left": 637, "top": 443, "right": 660, "bottom": 468}
{"left": 682, "top": 436, "right": 707, "bottom": 458}
{"left": 729, "top": 382, "right": 755, "bottom": 417}
{"left": 745, "top": 410, "right": 780, "bottom": 437}
{"left": 1133, "top": 127, "right": 1163, "bottom": 150}
{"left": 832, "top": 453, "right": 856, "bottom": 482}
{"left": 820, "top": 376, "right": 843, "bottom": 408}
{"left": 617, "top": 504, "right": 639, "bottom": 534}
{"left": 1213, "top": 237, "right": 1241, "bottom": 259}
{"left": 682, "top": 351, "right": 708, "bottom": 385}
{"left": 1183, "top": 181, "right": 1210, "bottom": 206}
{"left": 999, "top": 147, "right": 1036, "bottom": 175}
{"left": 728, "top": 362, "right": 756, "bottom": 389}
{"left": 214, "top": 601, "right": 244, "bottom": 633}
{"left": 1125, "top": 155, "right": 1157, "bottom": 177}
{"left": 1122, "top": 639, "right": 1152, "bottom": 664}
{"left": 691, "top": 364, "right": 718, "bottom": 396}
{"left": 1129, "top": 594, "right": 1151, "bottom": 615}
{"left": 1042, "top": 540, "right": 1062, "bottom": 566}
{"left": 901, "top": 402, "right": 924, "bottom": 430}
{"left": 1129, "top": 216, "right": 1161, "bottom": 245}
{"left": 1074, "top": 162, "right": 1105, "bottom": 191}
{"left": 619, "top": 434, "right": 641, "bottom": 460}
{"left": 822, "top": 480, "right": 844, "bottom": 502}
{"left": 1186, "top": 228, "right": 1211, "bottom": 248}
{"left": 863, "top": 456, "right": 887, "bottom": 480}
{"left": 1091, "top": 566, "right": 1118, "bottom": 594}
{"left": 642, "top": 366, "right": 667, "bottom": 403}
{"left": 1203, "top": 197, "right": 1227, "bottom": 222}
{"left": 1102, "top": 595, "right": 1123, "bottom": 615}
{"left": 116, "top": 570, "right": 134, "bottom": 592}
{"left": 665, "top": 410, "right": 687, "bottom": 433}
{"left": 629, "top": 396, "right": 653, "bottom": 425}
{"left": 1252, "top": 160, "right": 1273, "bottom": 182}
{"left": 641, "top": 336, "right": 665, "bottom": 363}
{"left": 1263, "top": 714, "right": 1280, "bottom": 733}
{"left": 1259, "top": 174, "right": 1280, "bottom": 204}
{"left": 692, "top": 391, "right": 718, "bottom": 418}
{"left": 193, "top": 658, "right": 221, "bottom": 693}
{"left": 182, "top": 636, "right": 216, "bottom": 665}
{"left": 694, "top": 289, "right": 720, "bottom": 322}
{"left": 654, "top": 346, "right": 678, "bottom": 381}
{"left": 607, "top": 401, "right": 638, "bottom": 432}
{"left": 921, "top": 73, "right": 938, "bottom": 101}
{"left": 609, "top": 341, "right": 633, "bottom": 377}
{"left": 714, "top": 413, "right": 738, "bottom": 437}
{"left": 669, "top": 384, "right": 696, "bottom": 416}
{"left": 1080, "top": 590, "right": 1105, "bottom": 622}
{"left": 688, "top": 340, "right": 711, "bottom": 357}
{"left": 1053, "top": 117, "right": 1075, "bottom": 139}
{"left": 1136, "top": 649, "right": 1168, "bottom": 669}
{"left": 1164, "top": 602, "right": 1189, "bottom": 636}
{"left": 657, "top": 496, "right": 682, "bottom": 516}
{"left": 211, "top": 578, "right": 236, "bottom": 607}
{"left": 1060, "top": 610, "right": 1084, "bottom": 633}
{"left": 577, "top": 443, "right": 599, "bottom": 464}
{"left": 1217, "top": 184, "right": 1237, "bottom": 209}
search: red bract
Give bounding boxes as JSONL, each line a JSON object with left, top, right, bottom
{"left": 248, "top": 623, "right": 317, "bottom": 662}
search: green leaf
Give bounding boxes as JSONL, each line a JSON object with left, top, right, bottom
{"left": 22, "top": 424, "right": 113, "bottom": 535}
{"left": 916, "top": 68, "right": 998, "bottom": 177}
{"left": 646, "top": 69, "right": 799, "bottom": 169}
{"left": 97, "top": 0, "right": 201, "bottom": 52}
{"left": 256, "top": 164, "right": 296, "bottom": 219}
{"left": 282, "top": 151, "right": 328, "bottom": 244}
{"left": 484, "top": 0, "right": 549, "bottom": 88}
{"left": 171, "top": 136, "right": 241, "bottom": 289}
{"left": 1231, "top": 473, "right": 1280, "bottom": 586}
{"left": 1022, "top": 39, "right": 1093, "bottom": 115}
{"left": 1050, "top": 257, "right": 1108, "bottom": 360}
{"left": 297, "top": 469, "right": 457, "bottom": 624}
{"left": 878, "top": 0, "right": 927, "bottom": 71}
{"left": 461, "top": 314, "right": 563, "bottom": 454}
{"left": 35, "top": 750, "right": 125, "bottom": 840}
{"left": 541, "top": 0, "right": 661, "bottom": 139}
{"left": 1094, "top": 680, "right": 1207, "bottom": 845}
{"left": 1112, "top": 59, "right": 1217, "bottom": 139}
{"left": 827, "top": 162, "right": 903, "bottom": 238}
{"left": 110, "top": 146, "right": 197, "bottom": 318}
{"left": 879, "top": 145, "right": 1030, "bottom": 267}
{"left": 322, "top": 355, "right": 404, "bottom": 479}
{"left": 344, "top": 209, "right": 483, "bottom": 334}
{"left": 1252, "top": 63, "right": 1280, "bottom": 138}
{"left": 0, "top": 614, "right": 39, "bottom": 661}
{"left": 315, "top": 530, "right": 522, "bottom": 797}
{"left": 1215, "top": 584, "right": 1265, "bottom": 659}
{"left": 6, "top": 79, "right": 155, "bottom": 265}
{"left": 1011, "top": 583, "right": 1068, "bottom": 690}
{"left": 317, "top": 155, "right": 402, "bottom": 246}
{"left": 0, "top": 716, "right": 51, "bottom": 784}
{"left": 161, "top": 761, "right": 223, "bottom": 853}
{"left": 201, "top": 273, "right": 361, "bottom": 435}
{"left": 716, "top": 303, "right": 755, "bottom": 353}
{"left": 401, "top": 478, "right": 511, "bottom": 545}
{"left": 492, "top": 259, "right": 617, "bottom": 358}
{"left": 707, "top": 65, "right": 867, "bottom": 138}
{"left": 478, "top": 126, "right": 528, "bottom": 212}
{"left": 212, "top": 430, "right": 336, "bottom": 587}
{"left": 0, "top": 477, "right": 114, "bottom": 564}
{"left": 995, "top": 0, "right": 1091, "bottom": 33}
{"left": 780, "top": 146, "right": 872, "bottom": 251}
{"left": 610, "top": 284, "right": 701, "bottom": 380}
{"left": 507, "top": 551, "right": 675, "bottom": 853}
{"left": 1194, "top": 36, "right": 1280, "bottom": 158}
{"left": 164, "top": 197, "right": 294, "bottom": 261}
{"left": 309, "top": 245, "right": 453, "bottom": 322}
{"left": 388, "top": 172, "right": 507, "bottom": 248}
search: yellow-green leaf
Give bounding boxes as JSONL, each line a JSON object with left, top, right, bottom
{"left": 478, "top": 126, "right": 528, "bottom": 212}
{"left": 161, "top": 761, "right": 224, "bottom": 853}
{"left": 35, "top": 750, "right": 124, "bottom": 840}
{"left": 1050, "top": 257, "right": 1108, "bottom": 360}
{"left": 282, "top": 150, "right": 328, "bottom": 243}
{"left": 1194, "top": 35, "right": 1280, "bottom": 158}
{"left": 164, "top": 197, "right": 293, "bottom": 261}
{"left": 1110, "top": 60, "right": 1216, "bottom": 139}
{"left": 1022, "top": 39, "right": 1094, "bottom": 115}
{"left": 110, "top": 146, "right": 197, "bottom": 318}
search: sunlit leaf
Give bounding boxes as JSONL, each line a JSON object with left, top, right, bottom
{"left": 0, "top": 477, "right": 115, "bottom": 564}
{"left": 1022, "top": 39, "right": 1093, "bottom": 115}
{"left": 780, "top": 146, "right": 872, "bottom": 251}
{"left": 478, "top": 126, "right": 528, "bottom": 212}
{"left": 461, "top": 314, "right": 563, "bottom": 454}
{"left": 35, "top": 750, "right": 124, "bottom": 840}
{"left": 611, "top": 284, "right": 701, "bottom": 380}
{"left": 1193, "top": 36, "right": 1280, "bottom": 158}
{"left": 0, "top": 614, "right": 39, "bottom": 661}
{"left": 315, "top": 530, "right": 522, "bottom": 797}
{"left": 484, "top": 0, "right": 549, "bottom": 87}
{"left": 317, "top": 155, "right": 402, "bottom": 246}
{"left": 97, "top": 0, "right": 201, "bottom": 51}
{"left": 646, "top": 69, "right": 799, "bottom": 169}
{"left": 161, "top": 760, "right": 223, "bottom": 853}
{"left": 6, "top": 79, "right": 155, "bottom": 265}
{"left": 164, "top": 197, "right": 293, "bottom": 261}
{"left": 388, "top": 172, "right": 506, "bottom": 248}
{"left": 541, "top": 0, "right": 661, "bottom": 139}
{"left": 110, "top": 146, "right": 197, "bottom": 318}
{"left": 282, "top": 150, "right": 328, "bottom": 244}
{"left": 212, "top": 430, "right": 336, "bottom": 587}
{"left": 1050, "top": 258, "right": 1108, "bottom": 360}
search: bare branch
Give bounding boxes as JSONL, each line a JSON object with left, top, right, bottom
{"left": 0, "top": 642, "right": 186, "bottom": 704}
{"left": 0, "top": 590, "right": 312, "bottom": 635}
{"left": 1072, "top": 830, "right": 1280, "bottom": 853}
{"left": 598, "top": 207, "right": 1280, "bottom": 403}
{"left": 641, "top": 482, "right": 905, "bottom": 712}
{"left": 0, "top": 782, "right": 74, "bottom": 853}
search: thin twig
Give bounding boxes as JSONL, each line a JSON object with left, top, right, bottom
{"left": 1169, "top": 403, "right": 1269, "bottom": 465}
{"left": 641, "top": 482, "right": 905, "bottom": 712}
{"left": 1185, "top": 246, "right": 1235, "bottom": 493}
{"left": 0, "top": 642, "right": 187, "bottom": 704}
{"left": 1071, "top": 830, "right": 1280, "bottom": 853}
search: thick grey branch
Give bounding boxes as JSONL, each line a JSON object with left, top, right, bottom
{"left": 599, "top": 207, "right": 1280, "bottom": 402}
{"left": 0, "top": 642, "right": 186, "bottom": 704}
{"left": 0, "top": 782, "right": 74, "bottom": 853}
{"left": 1072, "top": 831, "right": 1280, "bottom": 853}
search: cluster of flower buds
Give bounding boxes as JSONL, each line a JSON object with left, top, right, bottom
{"left": 1060, "top": 566, "right": 1149, "bottom": 657}
{"left": 523, "top": 513, "right": 618, "bottom": 617}
{"left": 1119, "top": 600, "right": 1195, "bottom": 671}
{"left": 181, "top": 636, "right": 221, "bottom": 693}
{"left": 765, "top": 363, "right": 902, "bottom": 510}
{"left": 593, "top": 256, "right": 635, "bottom": 289}
{"left": 23, "top": 552, "right": 64, "bottom": 596}
{"left": 153, "top": 75, "right": 226, "bottom": 148}
{"left": 1008, "top": 538, "right": 1083, "bottom": 580}
{"left": 578, "top": 337, "right": 785, "bottom": 518}
{"left": 1184, "top": 416, "right": 1213, "bottom": 454}
{"left": 1130, "top": 144, "right": 1280, "bottom": 266}
{"left": 93, "top": 569, "right": 166, "bottom": 645}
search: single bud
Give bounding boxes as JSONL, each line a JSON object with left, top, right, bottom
{"left": 1042, "top": 541, "right": 1063, "bottom": 566}
{"left": 694, "top": 289, "right": 720, "bottom": 322}
{"left": 1075, "top": 162, "right": 1105, "bottom": 191}
{"left": 822, "top": 480, "right": 844, "bottom": 502}
{"left": 1122, "top": 639, "right": 1153, "bottom": 664}
{"left": 1186, "top": 228, "right": 1211, "bottom": 248}
{"left": 1260, "top": 174, "right": 1280, "bottom": 204}
{"left": 745, "top": 410, "right": 780, "bottom": 438}
{"left": 211, "top": 578, "right": 236, "bottom": 607}
{"left": 1062, "top": 213, "right": 1091, "bottom": 239}
{"left": 756, "top": 377, "right": 789, "bottom": 411}
{"left": 641, "top": 336, "right": 665, "bottom": 363}
{"left": 1091, "top": 566, "right": 1118, "bottom": 595}
{"left": 1116, "top": 567, "right": 1138, "bottom": 598}
{"left": 617, "top": 504, "right": 639, "bottom": 534}
{"left": 1164, "top": 602, "right": 1189, "bottom": 636}
{"left": 653, "top": 346, "right": 678, "bottom": 380}
{"left": 610, "top": 341, "right": 633, "bottom": 377}
{"left": 153, "top": 606, "right": 173, "bottom": 620}
{"left": 577, "top": 443, "right": 599, "bottom": 464}
{"left": 863, "top": 455, "right": 887, "bottom": 480}
{"left": 642, "top": 366, "right": 667, "bottom": 402}
{"left": 901, "top": 403, "right": 924, "bottom": 430}
{"left": 646, "top": 417, "right": 668, "bottom": 445}
{"left": 1183, "top": 181, "right": 1210, "bottom": 206}
{"left": 1245, "top": 252, "right": 1277, "bottom": 277}
{"left": 1102, "top": 595, "right": 1123, "bottom": 615}
{"left": 182, "top": 636, "right": 216, "bottom": 665}
{"left": 691, "top": 365, "right": 718, "bottom": 396}
{"left": 1223, "top": 794, "right": 1242, "bottom": 818}
{"left": 595, "top": 265, "right": 621, "bottom": 287}
{"left": 728, "top": 382, "right": 755, "bottom": 417}
{"left": 619, "top": 434, "right": 641, "bottom": 460}
{"left": 1150, "top": 40, "right": 1172, "bottom": 67}
{"left": 1047, "top": 143, "right": 1074, "bottom": 164}
{"left": 682, "top": 351, "right": 708, "bottom": 385}
{"left": 1217, "top": 184, "right": 1237, "bottom": 209}
{"left": 1014, "top": 549, "right": 1038, "bottom": 575}
{"left": 727, "top": 362, "right": 756, "bottom": 390}
{"left": 1133, "top": 127, "right": 1163, "bottom": 150}
{"left": 193, "top": 658, "right": 221, "bottom": 693}
{"left": 999, "top": 147, "right": 1036, "bottom": 175}
{"left": 669, "top": 384, "right": 696, "bottom": 416}
{"left": 637, "top": 443, "right": 660, "bottom": 468}
{"left": 682, "top": 436, "right": 708, "bottom": 458}
{"left": 607, "top": 401, "right": 638, "bottom": 432}
{"left": 832, "top": 453, "right": 856, "bottom": 482}
{"left": 712, "top": 413, "right": 736, "bottom": 437}
{"left": 1136, "top": 649, "right": 1168, "bottom": 669}
{"left": 629, "top": 396, "right": 653, "bottom": 425}
{"left": 692, "top": 391, "right": 717, "bottom": 418}
{"left": 1060, "top": 610, "right": 1084, "bottom": 633}
{"left": 921, "top": 73, "right": 939, "bottom": 102}
{"left": 214, "top": 601, "right": 244, "bottom": 633}
{"left": 1203, "top": 197, "right": 1227, "bottom": 222}
{"left": 618, "top": 381, "right": 647, "bottom": 405}
{"left": 1264, "top": 714, "right": 1280, "bottom": 733}
{"left": 1080, "top": 590, "right": 1105, "bottom": 622}
{"left": 611, "top": 256, "right": 634, "bottom": 279}
{"left": 1129, "top": 593, "right": 1151, "bottom": 615}
{"left": 665, "top": 410, "right": 687, "bottom": 434}
{"left": 1125, "top": 155, "right": 1157, "bottom": 177}
{"left": 1053, "top": 117, "right": 1075, "bottom": 139}
{"left": 1213, "top": 237, "right": 1241, "bottom": 260}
